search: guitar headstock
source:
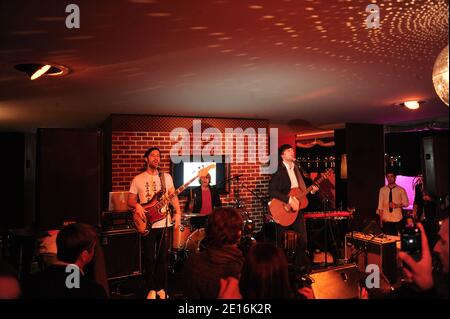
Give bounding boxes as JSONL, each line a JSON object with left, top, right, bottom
{"left": 198, "top": 163, "right": 216, "bottom": 177}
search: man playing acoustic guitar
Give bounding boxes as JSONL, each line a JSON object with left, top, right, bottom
{"left": 127, "top": 147, "right": 182, "bottom": 299}
{"left": 269, "top": 144, "right": 318, "bottom": 275}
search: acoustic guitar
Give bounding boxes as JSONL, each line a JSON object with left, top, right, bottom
{"left": 133, "top": 164, "right": 215, "bottom": 235}
{"left": 268, "top": 168, "right": 333, "bottom": 227}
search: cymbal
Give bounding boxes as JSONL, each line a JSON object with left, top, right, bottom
{"left": 182, "top": 213, "right": 200, "bottom": 217}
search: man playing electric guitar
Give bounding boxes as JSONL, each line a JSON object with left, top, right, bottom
{"left": 269, "top": 144, "right": 318, "bottom": 275}
{"left": 127, "top": 147, "right": 182, "bottom": 299}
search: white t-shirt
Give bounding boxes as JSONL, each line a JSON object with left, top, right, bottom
{"left": 283, "top": 161, "right": 299, "bottom": 189}
{"left": 129, "top": 171, "right": 175, "bottom": 228}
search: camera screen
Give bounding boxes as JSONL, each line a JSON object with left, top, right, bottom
{"left": 401, "top": 228, "right": 421, "bottom": 260}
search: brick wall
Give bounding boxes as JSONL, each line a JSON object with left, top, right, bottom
{"left": 107, "top": 115, "right": 271, "bottom": 232}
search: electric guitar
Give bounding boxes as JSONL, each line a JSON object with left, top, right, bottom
{"left": 268, "top": 168, "right": 333, "bottom": 227}
{"left": 133, "top": 164, "right": 215, "bottom": 235}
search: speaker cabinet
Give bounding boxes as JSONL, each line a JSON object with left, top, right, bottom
{"left": 36, "top": 129, "right": 102, "bottom": 229}
{"left": 339, "top": 124, "right": 385, "bottom": 230}
{"left": 422, "top": 135, "right": 448, "bottom": 198}
{"left": 345, "top": 232, "right": 398, "bottom": 285}
{"left": 101, "top": 229, "right": 141, "bottom": 280}
{"left": 310, "top": 264, "right": 361, "bottom": 299}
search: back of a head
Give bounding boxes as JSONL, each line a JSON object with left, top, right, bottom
{"left": 56, "top": 223, "right": 97, "bottom": 263}
{"left": 0, "top": 262, "right": 21, "bottom": 299}
{"left": 239, "top": 242, "right": 292, "bottom": 299}
{"left": 206, "top": 207, "right": 243, "bottom": 248}
{"left": 385, "top": 169, "right": 396, "bottom": 176}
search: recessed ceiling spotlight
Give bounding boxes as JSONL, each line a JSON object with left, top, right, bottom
{"left": 14, "top": 62, "right": 70, "bottom": 80}
{"left": 397, "top": 100, "right": 425, "bottom": 110}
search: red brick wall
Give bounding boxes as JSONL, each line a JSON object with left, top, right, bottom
{"left": 108, "top": 115, "right": 270, "bottom": 232}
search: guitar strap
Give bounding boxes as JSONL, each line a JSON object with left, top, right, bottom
{"left": 293, "top": 165, "right": 307, "bottom": 191}
{"left": 159, "top": 170, "right": 170, "bottom": 216}
{"left": 159, "top": 170, "right": 166, "bottom": 195}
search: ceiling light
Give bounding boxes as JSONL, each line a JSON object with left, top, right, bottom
{"left": 30, "top": 64, "right": 51, "bottom": 80}
{"left": 403, "top": 101, "right": 420, "bottom": 109}
{"left": 432, "top": 45, "right": 449, "bottom": 107}
{"left": 397, "top": 100, "right": 424, "bottom": 110}
{"left": 14, "top": 63, "right": 69, "bottom": 80}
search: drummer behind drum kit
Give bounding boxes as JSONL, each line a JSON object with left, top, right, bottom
{"left": 172, "top": 209, "right": 255, "bottom": 258}
{"left": 170, "top": 174, "right": 258, "bottom": 272}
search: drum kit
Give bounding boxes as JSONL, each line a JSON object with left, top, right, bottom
{"left": 169, "top": 174, "right": 261, "bottom": 272}
{"left": 169, "top": 213, "right": 207, "bottom": 273}
{"left": 172, "top": 213, "right": 207, "bottom": 253}
{"left": 172, "top": 209, "right": 255, "bottom": 255}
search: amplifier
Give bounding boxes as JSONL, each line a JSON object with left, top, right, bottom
{"left": 102, "top": 211, "right": 134, "bottom": 231}
{"left": 101, "top": 228, "right": 141, "bottom": 280}
{"left": 345, "top": 232, "right": 399, "bottom": 285}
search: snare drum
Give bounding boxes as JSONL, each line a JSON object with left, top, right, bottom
{"left": 173, "top": 224, "right": 192, "bottom": 250}
{"left": 184, "top": 228, "right": 206, "bottom": 253}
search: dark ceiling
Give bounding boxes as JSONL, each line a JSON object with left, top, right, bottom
{"left": 0, "top": 0, "right": 448, "bottom": 131}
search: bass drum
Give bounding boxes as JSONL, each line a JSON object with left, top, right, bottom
{"left": 173, "top": 224, "right": 192, "bottom": 250}
{"left": 184, "top": 228, "right": 206, "bottom": 253}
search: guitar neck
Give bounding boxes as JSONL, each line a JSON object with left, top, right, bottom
{"left": 300, "top": 174, "right": 328, "bottom": 197}
{"left": 158, "top": 174, "right": 199, "bottom": 208}
{"left": 175, "top": 174, "right": 199, "bottom": 196}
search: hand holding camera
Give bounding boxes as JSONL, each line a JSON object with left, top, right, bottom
{"left": 398, "top": 223, "right": 433, "bottom": 290}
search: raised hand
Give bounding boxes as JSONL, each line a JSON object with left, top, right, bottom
{"left": 398, "top": 223, "right": 433, "bottom": 291}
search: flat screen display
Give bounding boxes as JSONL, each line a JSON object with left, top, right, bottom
{"left": 183, "top": 161, "right": 217, "bottom": 187}
{"left": 172, "top": 156, "right": 229, "bottom": 195}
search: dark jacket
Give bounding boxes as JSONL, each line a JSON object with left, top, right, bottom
{"left": 269, "top": 162, "right": 306, "bottom": 204}
{"left": 181, "top": 246, "right": 244, "bottom": 298}
{"left": 23, "top": 265, "right": 107, "bottom": 299}
{"left": 414, "top": 183, "right": 438, "bottom": 220}
{"left": 185, "top": 186, "right": 222, "bottom": 214}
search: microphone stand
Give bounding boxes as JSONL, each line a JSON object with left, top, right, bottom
{"left": 240, "top": 183, "right": 269, "bottom": 219}
{"left": 241, "top": 182, "right": 270, "bottom": 207}
{"left": 233, "top": 177, "right": 253, "bottom": 233}
{"left": 240, "top": 182, "right": 270, "bottom": 240}
{"left": 233, "top": 175, "right": 243, "bottom": 208}
{"left": 216, "top": 174, "right": 244, "bottom": 188}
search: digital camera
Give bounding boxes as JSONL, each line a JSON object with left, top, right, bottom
{"left": 401, "top": 224, "right": 422, "bottom": 262}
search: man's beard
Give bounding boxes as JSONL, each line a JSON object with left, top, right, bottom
{"left": 148, "top": 162, "right": 159, "bottom": 170}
